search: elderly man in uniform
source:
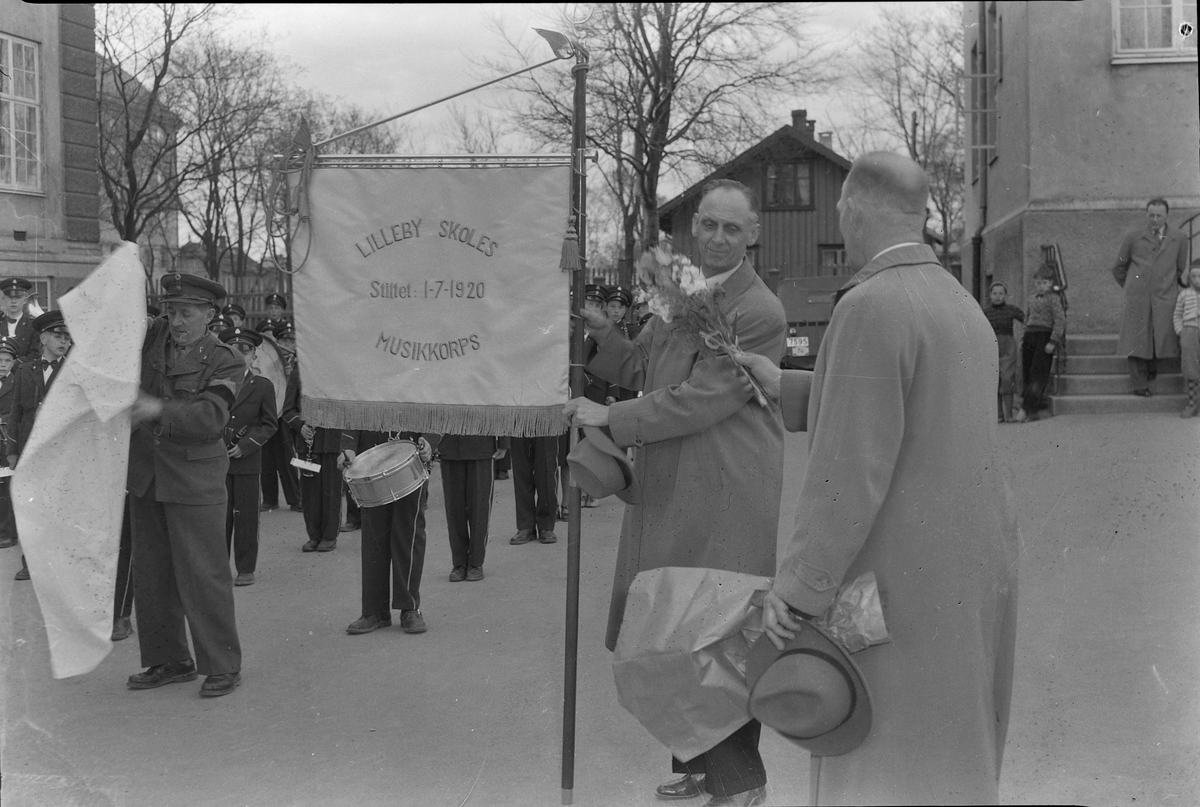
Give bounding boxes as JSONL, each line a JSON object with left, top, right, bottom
{"left": 126, "top": 273, "right": 245, "bottom": 698}
{"left": 1112, "top": 198, "right": 1190, "bottom": 396}
{"left": 566, "top": 178, "right": 786, "bottom": 807}
{"left": 736, "top": 152, "right": 1020, "bottom": 805}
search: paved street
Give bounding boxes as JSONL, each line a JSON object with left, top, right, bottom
{"left": 2, "top": 412, "right": 1198, "bottom": 806}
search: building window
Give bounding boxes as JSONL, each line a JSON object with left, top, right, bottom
{"left": 0, "top": 33, "right": 41, "bottom": 192}
{"left": 1113, "top": 0, "right": 1198, "bottom": 63}
{"left": 818, "top": 245, "right": 848, "bottom": 276}
{"left": 764, "top": 162, "right": 813, "bottom": 209}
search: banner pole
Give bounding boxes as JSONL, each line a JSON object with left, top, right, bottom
{"left": 562, "top": 42, "right": 589, "bottom": 807}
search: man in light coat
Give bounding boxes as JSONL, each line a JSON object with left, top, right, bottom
{"left": 738, "top": 152, "right": 1019, "bottom": 805}
{"left": 1112, "top": 198, "right": 1189, "bottom": 396}
{"left": 566, "top": 179, "right": 786, "bottom": 807}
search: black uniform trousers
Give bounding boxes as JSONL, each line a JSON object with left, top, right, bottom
{"left": 1021, "top": 329, "right": 1054, "bottom": 414}
{"left": 510, "top": 435, "right": 558, "bottom": 533}
{"left": 225, "top": 474, "right": 261, "bottom": 574}
{"left": 359, "top": 483, "right": 427, "bottom": 617}
{"left": 0, "top": 476, "right": 15, "bottom": 545}
{"left": 672, "top": 719, "right": 766, "bottom": 797}
{"left": 130, "top": 483, "right": 241, "bottom": 675}
{"left": 300, "top": 453, "right": 343, "bottom": 544}
{"left": 440, "top": 458, "right": 493, "bottom": 569}
{"left": 114, "top": 495, "right": 134, "bottom": 620}
{"left": 260, "top": 427, "right": 300, "bottom": 508}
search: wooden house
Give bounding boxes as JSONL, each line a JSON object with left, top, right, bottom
{"left": 657, "top": 110, "right": 852, "bottom": 285}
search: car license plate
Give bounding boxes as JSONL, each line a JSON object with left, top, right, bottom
{"left": 787, "top": 336, "right": 808, "bottom": 356}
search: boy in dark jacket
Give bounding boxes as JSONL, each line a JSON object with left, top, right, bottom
{"left": 219, "top": 328, "right": 278, "bottom": 585}
{"left": 1021, "top": 264, "right": 1066, "bottom": 422}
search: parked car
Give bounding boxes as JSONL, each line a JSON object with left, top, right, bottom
{"left": 775, "top": 276, "right": 848, "bottom": 370}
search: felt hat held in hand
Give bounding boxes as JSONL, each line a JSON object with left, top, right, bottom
{"left": 567, "top": 426, "right": 641, "bottom": 505}
{"left": 745, "top": 619, "right": 872, "bottom": 757}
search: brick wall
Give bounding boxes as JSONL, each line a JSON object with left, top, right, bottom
{"left": 58, "top": 3, "right": 98, "bottom": 243}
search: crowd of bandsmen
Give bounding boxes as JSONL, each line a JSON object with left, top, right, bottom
{"left": 0, "top": 272, "right": 645, "bottom": 697}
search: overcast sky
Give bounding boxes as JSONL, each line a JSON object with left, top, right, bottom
{"left": 219, "top": 2, "right": 924, "bottom": 169}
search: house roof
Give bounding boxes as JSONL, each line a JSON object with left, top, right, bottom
{"left": 658, "top": 124, "right": 853, "bottom": 222}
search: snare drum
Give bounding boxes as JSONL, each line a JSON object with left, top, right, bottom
{"left": 343, "top": 440, "right": 428, "bottom": 508}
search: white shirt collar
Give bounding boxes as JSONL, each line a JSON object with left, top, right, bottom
{"left": 869, "top": 242, "right": 924, "bottom": 264}
{"left": 704, "top": 258, "right": 745, "bottom": 288}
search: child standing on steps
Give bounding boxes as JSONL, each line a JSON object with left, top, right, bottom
{"left": 1173, "top": 260, "right": 1200, "bottom": 418}
{"left": 1021, "top": 264, "right": 1065, "bottom": 422}
{"left": 984, "top": 282, "right": 1025, "bottom": 423}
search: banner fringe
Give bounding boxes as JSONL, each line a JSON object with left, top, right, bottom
{"left": 302, "top": 397, "right": 569, "bottom": 437}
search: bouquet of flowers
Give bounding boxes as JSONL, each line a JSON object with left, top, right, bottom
{"left": 635, "top": 245, "right": 772, "bottom": 407}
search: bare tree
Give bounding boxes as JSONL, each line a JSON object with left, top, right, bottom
{"left": 174, "top": 38, "right": 292, "bottom": 281}
{"left": 444, "top": 104, "right": 506, "bottom": 154}
{"left": 97, "top": 3, "right": 225, "bottom": 280}
{"left": 836, "top": 4, "right": 965, "bottom": 269}
{"left": 490, "top": 3, "right": 834, "bottom": 282}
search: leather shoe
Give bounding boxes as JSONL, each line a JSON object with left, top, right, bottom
{"left": 0, "top": 536, "right": 17, "bottom": 548}
{"left": 347, "top": 613, "right": 392, "bottom": 634}
{"left": 316, "top": 539, "right": 337, "bottom": 552}
{"left": 509, "top": 529, "right": 535, "bottom": 545}
{"left": 538, "top": 530, "right": 558, "bottom": 544}
{"left": 656, "top": 774, "right": 704, "bottom": 800}
{"left": 199, "top": 672, "right": 241, "bottom": 698}
{"left": 128, "top": 659, "right": 198, "bottom": 689}
{"left": 494, "top": 470, "right": 509, "bottom": 480}
{"left": 301, "top": 540, "right": 319, "bottom": 552}
{"left": 290, "top": 504, "right": 304, "bottom": 512}
{"left": 14, "top": 563, "right": 30, "bottom": 581}
{"left": 111, "top": 616, "right": 133, "bottom": 642}
{"left": 339, "top": 520, "right": 360, "bottom": 533}
{"left": 400, "top": 610, "right": 427, "bottom": 633}
{"left": 259, "top": 503, "right": 278, "bottom": 513}
{"left": 448, "top": 566, "right": 467, "bottom": 582}
{"left": 703, "top": 786, "right": 765, "bottom": 807}
{"left": 234, "top": 572, "right": 255, "bottom": 586}
{"left": 466, "top": 566, "right": 484, "bottom": 582}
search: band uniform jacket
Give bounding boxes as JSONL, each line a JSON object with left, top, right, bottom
{"left": 224, "top": 370, "right": 278, "bottom": 476}
{"left": 6, "top": 357, "right": 62, "bottom": 458}
{"left": 127, "top": 319, "right": 243, "bottom": 505}
{"left": 0, "top": 371, "right": 15, "bottom": 459}
{"left": 1112, "top": 223, "right": 1189, "bottom": 359}
{"left": 3, "top": 314, "right": 42, "bottom": 364}
{"left": 280, "top": 364, "right": 354, "bottom": 455}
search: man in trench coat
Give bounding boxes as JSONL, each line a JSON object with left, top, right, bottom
{"left": 739, "top": 152, "right": 1020, "bottom": 805}
{"left": 566, "top": 178, "right": 786, "bottom": 806}
{"left": 1112, "top": 198, "right": 1189, "bottom": 395}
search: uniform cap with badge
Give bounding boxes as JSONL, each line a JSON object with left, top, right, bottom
{"left": 160, "top": 273, "right": 227, "bottom": 306}
{"left": 584, "top": 283, "right": 607, "bottom": 305}
{"left": 0, "top": 336, "right": 19, "bottom": 358}
{"left": 32, "top": 310, "right": 68, "bottom": 334}
{"left": 264, "top": 293, "right": 287, "bottom": 310}
{"left": 218, "top": 327, "right": 264, "bottom": 349}
{"left": 607, "top": 286, "right": 633, "bottom": 308}
{"left": 0, "top": 278, "right": 33, "bottom": 298}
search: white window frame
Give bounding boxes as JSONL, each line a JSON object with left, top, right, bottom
{"left": 1112, "top": 0, "right": 1198, "bottom": 64}
{"left": 0, "top": 32, "right": 42, "bottom": 193}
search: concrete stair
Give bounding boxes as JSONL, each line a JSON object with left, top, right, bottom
{"left": 1050, "top": 334, "right": 1185, "bottom": 415}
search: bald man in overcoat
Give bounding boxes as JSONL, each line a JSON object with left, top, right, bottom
{"left": 739, "top": 153, "right": 1020, "bottom": 805}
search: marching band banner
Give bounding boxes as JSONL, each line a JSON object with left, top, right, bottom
{"left": 295, "top": 162, "right": 572, "bottom": 436}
